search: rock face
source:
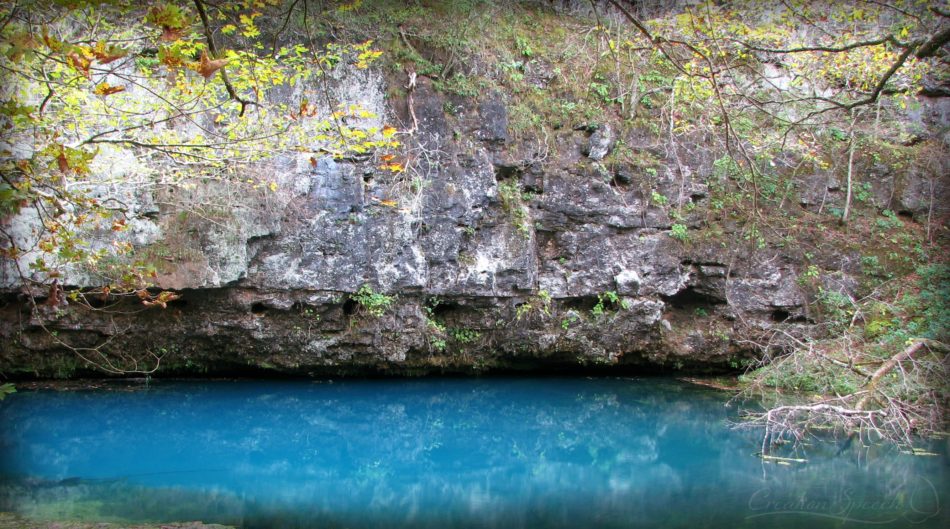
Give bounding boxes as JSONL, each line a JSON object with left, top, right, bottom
{"left": 0, "top": 57, "right": 946, "bottom": 379}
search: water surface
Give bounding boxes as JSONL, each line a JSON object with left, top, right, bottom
{"left": 0, "top": 378, "right": 945, "bottom": 528}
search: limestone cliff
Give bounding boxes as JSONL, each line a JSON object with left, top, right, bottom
{"left": 1, "top": 1, "right": 947, "bottom": 378}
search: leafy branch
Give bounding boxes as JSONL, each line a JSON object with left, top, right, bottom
{"left": 192, "top": 0, "right": 257, "bottom": 117}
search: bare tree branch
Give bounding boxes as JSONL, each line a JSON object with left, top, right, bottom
{"left": 193, "top": 0, "right": 258, "bottom": 117}
{"left": 914, "top": 24, "right": 950, "bottom": 58}
{"left": 738, "top": 35, "right": 900, "bottom": 55}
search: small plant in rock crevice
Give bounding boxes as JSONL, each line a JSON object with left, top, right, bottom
{"left": 423, "top": 298, "right": 448, "bottom": 352}
{"left": 670, "top": 223, "right": 689, "bottom": 242}
{"left": 352, "top": 285, "right": 394, "bottom": 317}
{"left": 498, "top": 180, "right": 532, "bottom": 240}
{"left": 516, "top": 290, "right": 552, "bottom": 320}
{"left": 591, "top": 291, "right": 630, "bottom": 318}
{"left": 451, "top": 328, "right": 481, "bottom": 344}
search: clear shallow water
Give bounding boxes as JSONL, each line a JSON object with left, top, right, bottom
{"left": 0, "top": 378, "right": 945, "bottom": 529}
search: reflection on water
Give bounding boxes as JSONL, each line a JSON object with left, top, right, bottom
{"left": 0, "top": 378, "right": 945, "bottom": 528}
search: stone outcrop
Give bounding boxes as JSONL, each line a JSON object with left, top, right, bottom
{"left": 1, "top": 35, "right": 947, "bottom": 379}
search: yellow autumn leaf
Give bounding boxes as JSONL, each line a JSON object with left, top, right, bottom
{"left": 93, "top": 82, "right": 125, "bottom": 96}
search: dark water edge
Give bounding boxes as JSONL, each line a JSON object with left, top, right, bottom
{"left": 0, "top": 377, "right": 946, "bottom": 529}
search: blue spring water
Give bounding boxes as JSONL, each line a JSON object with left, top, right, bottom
{"left": 0, "top": 377, "right": 946, "bottom": 528}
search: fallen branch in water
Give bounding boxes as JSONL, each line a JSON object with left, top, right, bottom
{"left": 740, "top": 337, "right": 950, "bottom": 456}
{"left": 857, "top": 339, "right": 948, "bottom": 411}
{"left": 755, "top": 400, "right": 887, "bottom": 455}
